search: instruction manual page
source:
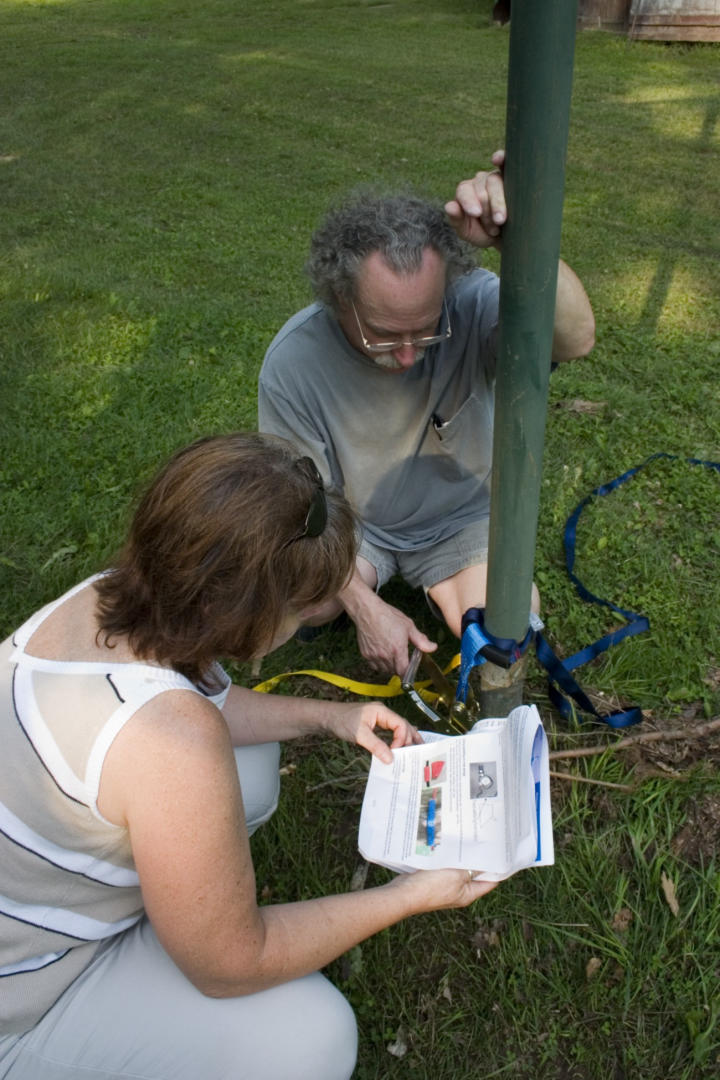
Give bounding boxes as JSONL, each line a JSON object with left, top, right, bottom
{"left": 358, "top": 704, "right": 554, "bottom": 882}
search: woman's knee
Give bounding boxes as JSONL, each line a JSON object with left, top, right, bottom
{"left": 233, "top": 742, "right": 281, "bottom": 835}
{"left": 285, "top": 975, "right": 357, "bottom": 1080}
{"left": 219, "top": 973, "right": 357, "bottom": 1080}
{"left": 17, "top": 927, "right": 358, "bottom": 1080}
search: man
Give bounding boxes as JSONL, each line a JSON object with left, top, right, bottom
{"left": 258, "top": 152, "right": 595, "bottom": 676}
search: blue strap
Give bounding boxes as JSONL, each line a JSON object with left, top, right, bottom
{"left": 565, "top": 453, "right": 720, "bottom": 614}
{"left": 549, "top": 452, "right": 720, "bottom": 726}
{"left": 458, "top": 453, "right": 720, "bottom": 727}
{"left": 456, "top": 609, "right": 644, "bottom": 728}
{"left": 456, "top": 608, "right": 534, "bottom": 704}
{"left": 535, "top": 632, "right": 645, "bottom": 728}
{"left": 456, "top": 621, "right": 489, "bottom": 704}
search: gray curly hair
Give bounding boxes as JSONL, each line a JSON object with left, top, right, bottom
{"left": 305, "top": 190, "right": 476, "bottom": 314}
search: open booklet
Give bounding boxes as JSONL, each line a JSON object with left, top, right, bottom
{"left": 358, "top": 704, "right": 553, "bottom": 882}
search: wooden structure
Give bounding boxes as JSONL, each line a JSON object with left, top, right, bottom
{"left": 629, "top": 0, "right": 720, "bottom": 40}
{"left": 577, "top": 0, "right": 631, "bottom": 30}
{"left": 575, "top": 0, "right": 720, "bottom": 38}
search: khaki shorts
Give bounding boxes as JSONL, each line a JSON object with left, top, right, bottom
{"left": 358, "top": 519, "right": 490, "bottom": 591}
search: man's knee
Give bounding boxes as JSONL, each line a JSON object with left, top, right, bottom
{"left": 297, "top": 977, "right": 358, "bottom": 1080}
{"left": 429, "top": 566, "right": 540, "bottom": 639}
{"left": 427, "top": 563, "right": 488, "bottom": 638}
{"left": 355, "top": 554, "right": 379, "bottom": 590}
{"left": 301, "top": 555, "right": 378, "bottom": 628}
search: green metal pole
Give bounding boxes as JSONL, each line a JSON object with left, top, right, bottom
{"left": 480, "top": 0, "right": 580, "bottom": 717}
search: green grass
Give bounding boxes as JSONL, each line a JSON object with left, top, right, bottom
{"left": 251, "top": 725, "right": 720, "bottom": 1079}
{"left": 2, "top": 1, "right": 719, "bottom": 1075}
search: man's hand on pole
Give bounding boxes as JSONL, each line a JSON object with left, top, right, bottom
{"left": 444, "top": 149, "right": 507, "bottom": 250}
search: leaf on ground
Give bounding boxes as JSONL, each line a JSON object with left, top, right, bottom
{"left": 661, "top": 871, "right": 680, "bottom": 917}
{"left": 612, "top": 907, "right": 633, "bottom": 933}
{"left": 387, "top": 1027, "right": 408, "bottom": 1058}
{"left": 586, "top": 956, "right": 602, "bottom": 979}
{"left": 350, "top": 860, "right": 370, "bottom": 892}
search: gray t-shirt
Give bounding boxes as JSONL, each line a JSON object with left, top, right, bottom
{"left": 258, "top": 268, "right": 499, "bottom": 552}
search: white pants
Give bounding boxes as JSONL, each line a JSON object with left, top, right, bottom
{"left": 0, "top": 744, "right": 358, "bottom": 1080}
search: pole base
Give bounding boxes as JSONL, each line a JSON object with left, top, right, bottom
{"left": 477, "top": 652, "right": 529, "bottom": 718}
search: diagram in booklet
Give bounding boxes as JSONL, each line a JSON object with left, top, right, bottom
{"left": 417, "top": 786, "right": 442, "bottom": 853}
{"left": 416, "top": 755, "right": 447, "bottom": 854}
{"left": 469, "top": 760, "right": 498, "bottom": 799}
{"left": 422, "top": 758, "right": 445, "bottom": 787}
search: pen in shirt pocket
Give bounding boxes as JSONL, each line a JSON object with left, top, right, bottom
{"left": 431, "top": 412, "right": 447, "bottom": 438}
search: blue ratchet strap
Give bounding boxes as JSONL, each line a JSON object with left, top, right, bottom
{"left": 457, "top": 605, "right": 643, "bottom": 729}
{"left": 543, "top": 452, "right": 720, "bottom": 728}
{"left": 456, "top": 607, "right": 535, "bottom": 704}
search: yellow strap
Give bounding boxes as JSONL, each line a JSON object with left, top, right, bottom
{"left": 251, "top": 654, "right": 461, "bottom": 703}
{"left": 252, "top": 669, "right": 404, "bottom": 697}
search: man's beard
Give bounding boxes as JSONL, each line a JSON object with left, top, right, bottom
{"left": 372, "top": 348, "right": 425, "bottom": 371}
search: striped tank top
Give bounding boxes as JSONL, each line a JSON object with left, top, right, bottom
{"left": 0, "top": 577, "right": 230, "bottom": 1034}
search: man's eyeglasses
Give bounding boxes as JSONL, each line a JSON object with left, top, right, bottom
{"left": 281, "top": 456, "right": 328, "bottom": 549}
{"left": 351, "top": 298, "right": 452, "bottom": 354}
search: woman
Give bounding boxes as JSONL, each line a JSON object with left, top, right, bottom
{"left": 0, "top": 433, "right": 495, "bottom": 1080}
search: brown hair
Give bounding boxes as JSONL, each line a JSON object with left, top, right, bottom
{"left": 94, "top": 433, "right": 356, "bottom": 684}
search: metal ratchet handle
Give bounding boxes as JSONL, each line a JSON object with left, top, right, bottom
{"left": 406, "top": 689, "right": 445, "bottom": 727}
{"left": 401, "top": 647, "right": 424, "bottom": 691}
{"left": 413, "top": 646, "right": 476, "bottom": 717}
{"left": 402, "top": 648, "right": 445, "bottom": 727}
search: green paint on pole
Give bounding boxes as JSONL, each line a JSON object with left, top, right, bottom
{"left": 481, "top": 0, "right": 579, "bottom": 716}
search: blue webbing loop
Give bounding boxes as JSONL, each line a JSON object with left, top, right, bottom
{"left": 456, "top": 621, "right": 487, "bottom": 704}
{"left": 457, "top": 453, "right": 720, "bottom": 727}
{"left": 456, "top": 607, "right": 534, "bottom": 704}
{"left": 535, "top": 631, "right": 645, "bottom": 728}
{"left": 564, "top": 453, "right": 720, "bottom": 614}
{"left": 548, "top": 452, "right": 719, "bottom": 726}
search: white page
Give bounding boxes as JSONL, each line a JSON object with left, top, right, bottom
{"left": 358, "top": 704, "right": 553, "bottom": 881}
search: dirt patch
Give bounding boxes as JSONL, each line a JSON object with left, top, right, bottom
{"left": 671, "top": 790, "right": 720, "bottom": 864}
{"left": 620, "top": 704, "right": 720, "bottom": 773}
{"left": 548, "top": 697, "right": 720, "bottom": 865}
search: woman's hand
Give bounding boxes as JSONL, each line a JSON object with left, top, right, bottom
{"left": 324, "top": 701, "right": 423, "bottom": 763}
{"left": 389, "top": 867, "right": 498, "bottom": 912}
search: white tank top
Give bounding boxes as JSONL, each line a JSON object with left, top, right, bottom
{"left": 0, "top": 575, "right": 230, "bottom": 1035}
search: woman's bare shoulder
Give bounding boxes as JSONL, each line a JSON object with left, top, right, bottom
{"left": 98, "top": 688, "right": 232, "bottom": 827}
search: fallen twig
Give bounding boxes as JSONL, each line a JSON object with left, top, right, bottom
{"left": 306, "top": 771, "right": 367, "bottom": 792}
{"left": 549, "top": 769, "right": 636, "bottom": 792}
{"left": 549, "top": 716, "right": 720, "bottom": 762}
{"left": 350, "top": 859, "right": 370, "bottom": 891}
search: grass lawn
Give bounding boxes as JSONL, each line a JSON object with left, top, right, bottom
{"left": 1, "top": 1, "right": 719, "bottom": 1076}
